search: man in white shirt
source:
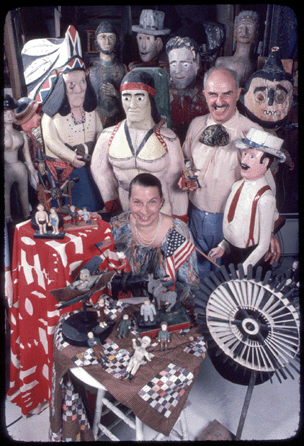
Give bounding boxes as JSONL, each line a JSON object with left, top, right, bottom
{"left": 179, "top": 67, "right": 280, "bottom": 281}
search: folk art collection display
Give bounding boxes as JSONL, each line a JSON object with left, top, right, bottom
{"left": 4, "top": 6, "right": 299, "bottom": 442}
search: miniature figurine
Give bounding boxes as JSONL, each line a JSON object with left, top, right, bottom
{"left": 87, "top": 331, "right": 107, "bottom": 367}
{"left": 166, "top": 36, "right": 208, "bottom": 144}
{"left": 82, "top": 207, "right": 91, "bottom": 224}
{"left": 49, "top": 207, "right": 60, "bottom": 234}
{"left": 4, "top": 94, "right": 39, "bottom": 223}
{"left": 180, "top": 159, "right": 201, "bottom": 190}
{"left": 95, "top": 297, "right": 108, "bottom": 329}
{"left": 129, "top": 9, "right": 170, "bottom": 71}
{"left": 157, "top": 321, "right": 170, "bottom": 351}
{"left": 89, "top": 20, "right": 127, "bottom": 128}
{"left": 125, "top": 336, "right": 152, "bottom": 380}
{"left": 41, "top": 55, "right": 104, "bottom": 211}
{"left": 69, "top": 205, "right": 78, "bottom": 225}
{"left": 215, "top": 10, "right": 259, "bottom": 88}
{"left": 91, "top": 69, "right": 188, "bottom": 220}
{"left": 147, "top": 274, "right": 177, "bottom": 313}
{"left": 69, "top": 268, "right": 99, "bottom": 292}
{"left": 140, "top": 298, "right": 157, "bottom": 323}
{"left": 117, "top": 314, "right": 132, "bottom": 339}
{"left": 208, "top": 128, "right": 286, "bottom": 275}
{"left": 35, "top": 203, "right": 49, "bottom": 234}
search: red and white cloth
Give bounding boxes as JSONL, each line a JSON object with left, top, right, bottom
{"left": 7, "top": 215, "right": 115, "bottom": 416}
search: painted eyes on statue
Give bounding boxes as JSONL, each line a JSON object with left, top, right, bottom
{"left": 67, "top": 80, "right": 86, "bottom": 90}
{"left": 254, "top": 90, "right": 287, "bottom": 104}
{"left": 243, "top": 151, "right": 255, "bottom": 159}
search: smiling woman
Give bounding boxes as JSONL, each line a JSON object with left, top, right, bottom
{"left": 110, "top": 172, "right": 200, "bottom": 302}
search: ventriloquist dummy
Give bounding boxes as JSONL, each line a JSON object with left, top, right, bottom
{"left": 209, "top": 128, "right": 285, "bottom": 275}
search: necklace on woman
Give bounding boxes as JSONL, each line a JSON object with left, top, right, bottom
{"left": 133, "top": 214, "right": 163, "bottom": 247}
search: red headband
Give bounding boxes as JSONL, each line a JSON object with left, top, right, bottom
{"left": 120, "top": 82, "right": 156, "bottom": 96}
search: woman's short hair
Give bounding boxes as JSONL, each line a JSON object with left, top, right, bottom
{"left": 128, "top": 173, "right": 163, "bottom": 199}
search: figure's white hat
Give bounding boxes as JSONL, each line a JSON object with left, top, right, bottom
{"left": 132, "top": 10, "right": 170, "bottom": 36}
{"left": 235, "top": 127, "right": 286, "bottom": 162}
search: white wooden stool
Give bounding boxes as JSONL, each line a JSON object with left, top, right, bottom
{"left": 69, "top": 367, "right": 144, "bottom": 441}
{"left": 69, "top": 367, "right": 189, "bottom": 441}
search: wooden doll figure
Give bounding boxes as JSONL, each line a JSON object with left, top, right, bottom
{"left": 125, "top": 336, "right": 152, "bottom": 380}
{"left": 209, "top": 128, "right": 286, "bottom": 275}
{"left": 129, "top": 9, "right": 170, "bottom": 71}
{"left": 91, "top": 69, "right": 188, "bottom": 221}
{"left": 117, "top": 314, "right": 132, "bottom": 339}
{"left": 49, "top": 207, "right": 60, "bottom": 234}
{"left": 4, "top": 94, "right": 39, "bottom": 223}
{"left": 166, "top": 36, "right": 208, "bottom": 144}
{"left": 35, "top": 203, "right": 49, "bottom": 234}
{"left": 140, "top": 298, "right": 157, "bottom": 323}
{"left": 215, "top": 10, "right": 259, "bottom": 88}
{"left": 158, "top": 321, "right": 170, "bottom": 351}
{"left": 41, "top": 56, "right": 104, "bottom": 211}
{"left": 87, "top": 332, "right": 107, "bottom": 367}
{"left": 89, "top": 20, "right": 127, "bottom": 128}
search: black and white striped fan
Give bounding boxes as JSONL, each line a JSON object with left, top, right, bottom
{"left": 194, "top": 263, "right": 300, "bottom": 386}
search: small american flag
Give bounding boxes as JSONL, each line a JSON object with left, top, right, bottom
{"left": 165, "top": 228, "right": 195, "bottom": 281}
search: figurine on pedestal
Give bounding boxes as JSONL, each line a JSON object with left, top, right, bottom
{"left": 240, "top": 47, "right": 295, "bottom": 175}
{"left": 35, "top": 203, "right": 49, "bottom": 234}
{"left": 69, "top": 205, "right": 78, "bottom": 225}
{"left": 91, "top": 69, "right": 188, "bottom": 220}
{"left": 87, "top": 331, "right": 107, "bottom": 367}
{"left": 89, "top": 20, "right": 127, "bottom": 128}
{"left": 209, "top": 128, "right": 286, "bottom": 276}
{"left": 125, "top": 336, "right": 152, "bottom": 380}
{"left": 157, "top": 321, "right": 170, "bottom": 351}
{"left": 117, "top": 314, "right": 132, "bottom": 339}
{"left": 4, "top": 94, "right": 39, "bottom": 223}
{"left": 215, "top": 10, "right": 259, "bottom": 88}
{"left": 166, "top": 36, "right": 208, "bottom": 144}
{"left": 129, "top": 9, "right": 170, "bottom": 72}
{"left": 147, "top": 274, "right": 177, "bottom": 313}
{"left": 41, "top": 55, "right": 104, "bottom": 211}
{"left": 49, "top": 207, "right": 60, "bottom": 234}
{"left": 140, "top": 298, "right": 156, "bottom": 323}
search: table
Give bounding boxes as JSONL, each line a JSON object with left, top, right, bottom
{"left": 7, "top": 215, "right": 115, "bottom": 416}
{"left": 51, "top": 304, "right": 206, "bottom": 440}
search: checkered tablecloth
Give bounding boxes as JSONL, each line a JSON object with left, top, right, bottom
{"left": 51, "top": 306, "right": 206, "bottom": 440}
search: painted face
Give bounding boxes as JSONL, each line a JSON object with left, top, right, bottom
{"left": 121, "top": 89, "right": 152, "bottom": 126}
{"left": 4, "top": 109, "right": 16, "bottom": 124}
{"left": 235, "top": 18, "right": 257, "bottom": 45}
{"left": 169, "top": 47, "right": 199, "bottom": 90}
{"left": 80, "top": 270, "right": 90, "bottom": 281}
{"left": 136, "top": 33, "right": 162, "bottom": 62}
{"left": 204, "top": 69, "right": 241, "bottom": 124}
{"left": 63, "top": 70, "right": 87, "bottom": 109}
{"left": 129, "top": 184, "right": 163, "bottom": 228}
{"left": 96, "top": 32, "right": 116, "bottom": 53}
{"left": 243, "top": 77, "right": 293, "bottom": 126}
{"left": 240, "top": 147, "right": 268, "bottom": 181}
